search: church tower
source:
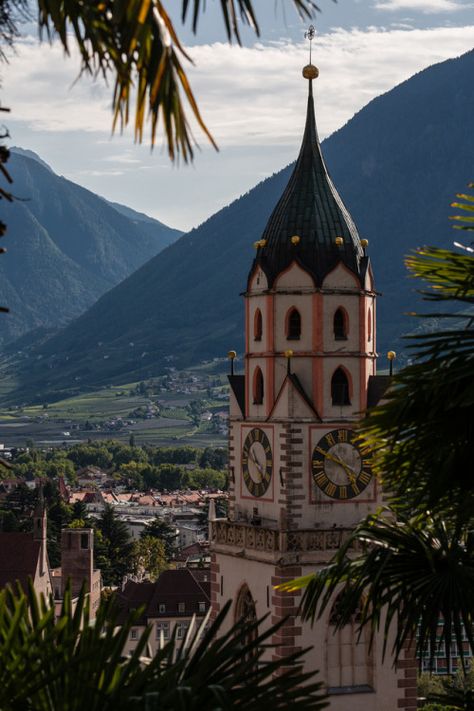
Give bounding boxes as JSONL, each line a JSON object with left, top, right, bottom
{"left": 210, "top": 50, "right": 415, "bottom": 711}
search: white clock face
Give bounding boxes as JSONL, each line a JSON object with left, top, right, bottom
{"left": 242, "top": 428, "right": 272, "bottom": 498}
{"left": 246, "top": 441, "right": 267, "bottom": 484}
{"left": 312, "top": 429, "right": 373, "bottom": 500}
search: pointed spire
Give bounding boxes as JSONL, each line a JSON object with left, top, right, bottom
{"left": 251, "top": 61, "right": 365, "bottom": 288}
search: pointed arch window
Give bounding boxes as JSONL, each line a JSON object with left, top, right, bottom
{"left": 327, "top": 596, "right": 373, "bottom": 691}
{"left": 253, "top": 367, "right": 264, "bottom": 405}
{"left": 254, "top": 309, "right": 263, "bottom": 341}
{"left": 334, "top": 308, "right": 347, "bottom": 340}
{"left": 235, "top": 584, "right": 258, "bottom": 659}
{"left": 331, "top": 367, "right": 350, "bottom": 406}
{"left": 286, "top": 308, "right": 301, "bottom": 340}
{"left": 368, "top": 307, "right": 372, "bottom": 343}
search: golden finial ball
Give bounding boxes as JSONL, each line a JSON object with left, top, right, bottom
{"left": 228, "top": 350, "right": 237, "bottom": 360}
{"left": 284, "top": 349, "right": 294, "bottom": 359}
{"left": 302, "top": 64, "right": 319, "bottom": 80}
{"left": 253, "top": 241, "right": 260, "bottom": 249}
{"left": 387, "top": 351, "right": 396, "bottom": 361}
{"left": 258, "top": 239, "right": 267, "bottom": 248}
{"left": 335, "top": 236, "right": 344, "bottom": 246}
{"left": 291, "top": 235, "right": 301, "bottom": 245}
{"left": 361, "top": 239, "right": 369, "bottom": 248}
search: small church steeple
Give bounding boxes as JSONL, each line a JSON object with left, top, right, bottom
{"left": 33, "top": 481, "right": 48, "bottom": 576}
{"left": 250, "top": 38, "right": 366, "bottom": 288}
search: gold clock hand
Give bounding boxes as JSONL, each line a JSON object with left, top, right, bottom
{"left": 315, "top": 447, "right": 356, "bottom": 486}
{"left": 249, "top": 448, "right": 263, "bottom": 482}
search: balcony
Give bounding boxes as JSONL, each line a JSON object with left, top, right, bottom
{"left": 210, "top": 519, "right": 355, "bottom": 557}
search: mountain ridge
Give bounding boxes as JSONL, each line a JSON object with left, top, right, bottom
{"left": 0, "top": 151, "right": 183, "bottom": 343}
{"left": 5, "top": 49, "right": 474, "bottom": 402}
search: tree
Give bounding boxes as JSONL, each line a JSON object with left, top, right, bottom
{"left": 131, "top": 536, "right": 167, "bottom": 580}
{"left": 96, "top": 504, "right": 134, "bottom": 586}
{"left": 141, "top": 517, "right": 177, "bottom": 559}
{"left": 279, "top": 185, "right": 474, "bottom": 670}
{"left": 0, "top": 582, "right": 327, "bottom": 710}
{"left": 199, "top": 447, "right": 228, "bottom": 470}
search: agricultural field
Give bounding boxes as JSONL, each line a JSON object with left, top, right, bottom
{"left": 0, "top": 364, "right": 230, "bottom": 449}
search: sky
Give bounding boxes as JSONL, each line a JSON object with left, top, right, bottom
{"left": 2, "top": 0, "right": 474, "bottom": 231}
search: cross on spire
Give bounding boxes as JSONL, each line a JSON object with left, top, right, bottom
{"left": 304, "top": 24, "right": 316, "bottom": 64}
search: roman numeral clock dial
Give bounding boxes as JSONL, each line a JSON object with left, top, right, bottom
{"left": 312, "top": 429, "right": 373, "bottom": 500}
{"left": 242, "top": 428, "right": 273, "bottom": 498}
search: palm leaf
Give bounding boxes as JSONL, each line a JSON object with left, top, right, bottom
{"left": 0, "top": 580, "right": 327, "bottom": 710}
{"left": 36, "top": 0, "right": 320, "bottom": 161}
{"left": 278, "top": 513, "right": 474, "bottom": 670}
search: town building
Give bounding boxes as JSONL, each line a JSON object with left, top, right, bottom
{"left": 0, "top": 498, "right": 101, "bottom": 617}
{"left": 116, "top": 568, "right": 210, "bottom": 656}
{"left": 209, "top": 59, "right": 415, "bottom": 709}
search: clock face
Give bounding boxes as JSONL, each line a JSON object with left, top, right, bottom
{"left": 242, "top": 428, "right": 273, "bottom": 498}
{"left": 312, "top": 428, "right": 373, "bottom": 500}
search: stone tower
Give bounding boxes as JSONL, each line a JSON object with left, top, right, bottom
{"left": 210, "top": 62, "right": 415, "bottom": 710}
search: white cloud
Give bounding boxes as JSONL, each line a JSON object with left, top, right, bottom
{"left": 374, "top": 0, "right": 471, "bottom": 12}
{"left": 184, "top": 25, "right": 474, "bottom": 146}
{"left": 2, "top": 24, "right": 474, "bottom": 230}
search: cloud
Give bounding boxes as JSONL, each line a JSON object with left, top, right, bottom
{"left": 184, "top": 25, "right": 474, "bottom": 146}
{"left": 3, "top": 25, "right": 474, "bottom": 148}
{"left": 2, "top": 24, "right": 474, "bottom": 230}
{"left": 374, "top": 0, "right": 471, "bottom": 12}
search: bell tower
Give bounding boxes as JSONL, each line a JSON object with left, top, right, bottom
{"left": 210, "top": 42, "right": 416, "bottom": 711}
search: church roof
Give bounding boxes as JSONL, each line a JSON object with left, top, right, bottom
{"left": 367, "top": 375, "right": 391, "bottom": 408}
{"left": 250, "top": 73, "right": 366, "bottom": 288}
{"left": 0, "top": 533, "right": 41, "bottom": 591}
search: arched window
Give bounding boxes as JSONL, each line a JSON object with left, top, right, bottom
{"left": 331, "top": 368, "right": 350, "bottom": 406}
{"left": 254, "top": 309, "right": 262, "bottom": 341}
{"left": 334, "top": 308, "right": 347, "bottom": 340}
{"left": 368, "top": 307, "right": 372, "bottom": 342}
{"left": 235, "top": 584, "right": 258, "bottom": 658}
{"left": 327, "top": 597, "right": 373, "bottom": 690}
{"left": 253, "top": 367, "right": 264, "bottom": 405}
{"left": 286, "top": 308, "right": 301, "bottom": 340}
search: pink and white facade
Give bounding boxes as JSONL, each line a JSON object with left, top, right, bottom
{"left": 210, "top": 65, "right": 416, "bottom": 710}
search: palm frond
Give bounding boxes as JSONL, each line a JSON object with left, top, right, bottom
{"left": 0, "top": 580, "right": 328, "bottom": 710}
{"left": 280, "top": 513, "right": 474, "bottom": 669}
{"left": 36, "top": 0, "right": 320, "bottom": 161}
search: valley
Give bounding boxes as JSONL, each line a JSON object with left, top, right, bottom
{"left": 0, "top": 360, "right": 230, "bottom": 449}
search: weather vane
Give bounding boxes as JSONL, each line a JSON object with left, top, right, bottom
{"left": 304, "top": 24, "right": 316, "bottom": 64}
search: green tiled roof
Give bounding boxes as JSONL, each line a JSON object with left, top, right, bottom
{"left": 252, "top": 79, "right": 366, "bottom": 287}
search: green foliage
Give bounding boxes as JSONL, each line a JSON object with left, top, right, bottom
{"left": 96, "top": 505, "right": 134, "bottom": 586}
{"left": 0, "top": 581, "right": 327, "bottom": 710}
{"left": 418, "top": 672, "right": 445, "bottom": 699}
{"left": 142, "top": 517, "right": 177, "bottom": 559}
{"left": 131, "top": 536, "right": 167, "bottom": 580}
{"left": 199, "top": 447, "right": 228, "bottom": 470}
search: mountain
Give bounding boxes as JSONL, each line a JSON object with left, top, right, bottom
{"left": 0, "top": 150, "right": 182, "bottom": 343}
{"left": 5, "top": 49, "right": 474, "bottom": 402}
